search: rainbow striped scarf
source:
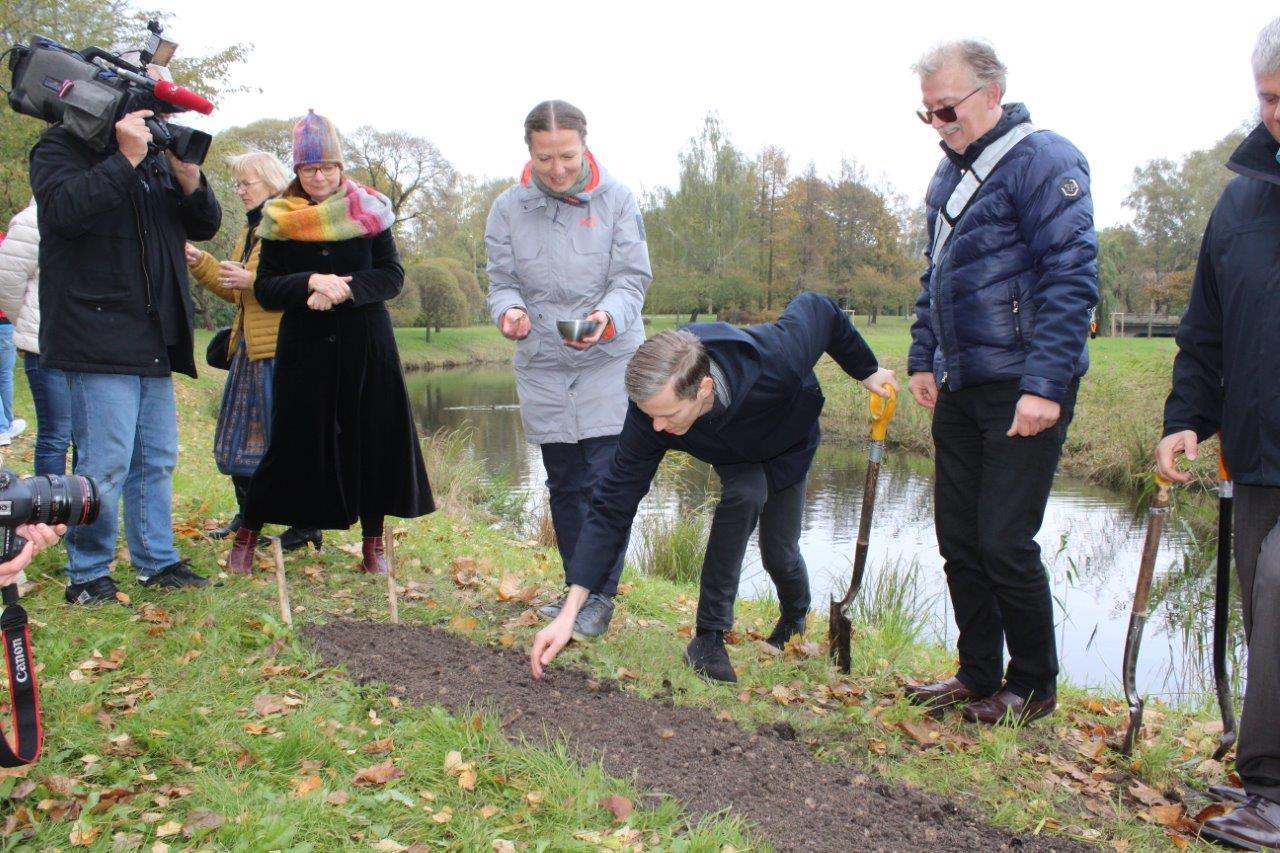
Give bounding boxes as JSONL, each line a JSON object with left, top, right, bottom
{"left": 257, "top": 180, "right": 395, "bottom": 242}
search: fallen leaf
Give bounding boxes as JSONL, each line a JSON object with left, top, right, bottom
{"left": 615, "top": 667, "right": 640, "bottom": 680}
{"left": 430, "top": 809, "right": 453, "bottom": 824}
{"left": 458, "top": 768, "right": 477, "bottom": 791}
{"left": 658, "top": 728, "right": 675, "bottom": 739}
{"left": 353, "top": 760, "right": 403, "bottom": 787}
{"left": 449, "top": 615, "right": 478, "bottom": 632}
{"left": 253, "top": 694, "right": 287, "bottom": 716}
{"left": 182, "top": 809, "right": 224, "bottom": 836}
{"left": 599, "top": 794, "right": 633, "bottom": 823}
{"left": 771, "top": 684, "right": 794, "bottom": 705}
{"left": 155, "top": 820, "right": 182, "bottom": 837}
{"left": 326, "top": 790, "right": 350, "bottom": 806}
{"left": 479, "top": 804, "right": 499, "bottom": 819}
{"left": 895, "top": 719, "right": 942, "bottom": 748}
{"left": 1145, "top": 804, "right": 1186, "bottom": 827}
{"left": 291, "top": 775, "right": 322, "bottom": 797}
{"left": 1129, "top": 780, "right": 1170, "bottom": 807}
{"left": 69, "top": 823, "right": 99, "bottom": 846}
{"left": 1193, "top": 803, "right": 1233, "bottom": 824}
{"left": 492, "top": 841, "right": 515, "bottom": 853}
{"left": 361, "top": 738, "right": 394, "bottom": 755}
{"left": 374, "top": 841, "right": 408, "bottom": 852}
{"left": 497, "top": 575, "right": 538, "bottom": 602}
{"left": 525, "top": 790, "right": 544, "bottom": 806}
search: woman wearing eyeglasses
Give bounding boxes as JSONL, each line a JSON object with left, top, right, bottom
{"left": 185, "top": 150, "right": 322, "bottom": 553}
{"left": 224, "top": 111, "right": 434, "bottom": 575}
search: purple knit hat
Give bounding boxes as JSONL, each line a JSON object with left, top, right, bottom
{"left": 292, "top": 109, "right": 343, "bottom": 169}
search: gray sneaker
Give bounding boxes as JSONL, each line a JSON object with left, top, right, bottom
{"left": 572, "top": 593, "right": 615, "bottom": 640}
{"left": 538, "top": 592, "right": 567, "bottom": 620}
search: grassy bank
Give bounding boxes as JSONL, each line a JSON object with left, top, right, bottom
{"left": 817, "top": 317, "right": 1209, "bottom": 495}
{"left": 0, "top": 357, "right": 1234, "bottom": 850}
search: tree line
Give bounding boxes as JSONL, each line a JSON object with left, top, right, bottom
{"left": 0, "top": 0, "right": 1253, "bottom": 333}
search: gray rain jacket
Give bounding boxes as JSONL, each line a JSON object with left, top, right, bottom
{"left": 485, "top": 153, "right": 652, "bottom": 444}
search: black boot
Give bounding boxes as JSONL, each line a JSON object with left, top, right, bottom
{"left": 277, "top": 527, "right": 323, "bottom": 552}
{"left": 684, "top": 631, "right": 737, "bottom": 683}
{"left": 762, "top": 614, "right": 806, "bottom": 652}
{"left": 208, "top": 513, "right": 242, "bottom": 540}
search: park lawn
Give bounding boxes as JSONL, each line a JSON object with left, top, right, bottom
{"left": 0, "top": 325, "right": 1228, "bottom": 850}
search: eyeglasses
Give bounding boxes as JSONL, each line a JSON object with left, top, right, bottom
{"left": 298, "top": 163, "right": 341, "bottom": 178}
{"left": 232, "top": 179, "right": 261, "bottom": 190}
{"left": 916, "top": 87, "right": 984, "bottom": 125}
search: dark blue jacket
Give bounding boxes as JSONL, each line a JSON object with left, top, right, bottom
{"left": 907, "top": 103, "right": 1098, "bottom": 402}
{"left": 1163, "top": 124, "right": 1280, "bottom": 486}
{"left": 565, "top": 292, "right": 879, "bottom": 593}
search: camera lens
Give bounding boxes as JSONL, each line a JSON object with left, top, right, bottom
{"left": 24, "top": 475, "right": 100, "bottom": 526}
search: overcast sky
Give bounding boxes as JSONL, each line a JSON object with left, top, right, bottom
{"left": 149, "top": 0, "right": 1272, "bottom": 228}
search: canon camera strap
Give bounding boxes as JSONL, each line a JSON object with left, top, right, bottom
{"left": 0, "top": 583, "right": 42, "bottom": 766}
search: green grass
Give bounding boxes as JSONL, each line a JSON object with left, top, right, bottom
{"left": 0, "top": 359, "right": 757, "bottom": 851}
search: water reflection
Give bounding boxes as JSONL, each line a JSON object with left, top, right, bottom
{"left": 409, "top": 365, "right": 1240, "bottom": 701}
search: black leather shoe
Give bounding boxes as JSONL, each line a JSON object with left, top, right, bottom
{"left": 1201, "top": 795, "right": 1280, "bottom": 850}
{"left": 961, "top": 688, "right": 1056, "bottom": 725}
{"left": 685, "top": 632, "right": 737, "bottom": 683}
{"left": 277, "top": 527, "right": 322, "bottom": 552}
{"left": 207, "top": 513, "right": 242, "bottom": 540}
{"left": 904, "top": 676, "right": 992, "bottom": 708}
{"left": 1209, "top": 785, "right": 1250, "bottom": 805}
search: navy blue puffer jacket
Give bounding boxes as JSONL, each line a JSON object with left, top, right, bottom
{"left": 907, "top": 103, "right": 1098, "bottom": 402}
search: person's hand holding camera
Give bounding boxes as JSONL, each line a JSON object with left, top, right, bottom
{"left": 165, "top": 151, "right": 201, "bottom": 196}
{"left": 0, "top": 524, "right": 64, "bottom": 587}
{"left": 115, "top": 110, "right": 154, "bottom": 167}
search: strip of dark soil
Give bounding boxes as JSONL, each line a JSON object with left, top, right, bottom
{"left": 306, "top": 622, "right": 1090, "bottom": 852}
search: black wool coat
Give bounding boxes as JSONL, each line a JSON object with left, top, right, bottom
{"left": 245, "top": 227, "right": 434, "bottom": 529}
{"left": 30, "top": 126, "right": 221, "bottom": 376}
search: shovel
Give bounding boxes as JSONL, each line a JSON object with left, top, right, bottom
{"left": 1211, "top": 453, "right": 1237, "bottom": 760}
{"left": 829, "top": 385, "right": 897, "bottom": 673}
{"left": 1120, "top": 474, "right": 1171, "bottom": 755}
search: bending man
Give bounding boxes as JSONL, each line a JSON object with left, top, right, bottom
{"left": 531, "top": 292, "right": 896, "bottom": 683}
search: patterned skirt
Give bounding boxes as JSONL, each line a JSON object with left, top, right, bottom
{"left": 213, "top": 342, "right": 274, "bottom": 477}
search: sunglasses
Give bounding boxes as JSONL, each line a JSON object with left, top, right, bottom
{"left": 916, "top": 87, "right": 983, "bottom": 125}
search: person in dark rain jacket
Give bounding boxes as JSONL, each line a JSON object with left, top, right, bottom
{"left": 30, "top": 101, "right": 222, "bottom": 604}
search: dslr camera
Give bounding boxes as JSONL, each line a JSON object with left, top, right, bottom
{"left": 6, "top": 20, "right": 214, "bottom": 164}
{"left": 0, "top": 470, "right": 100, "bottom": 564}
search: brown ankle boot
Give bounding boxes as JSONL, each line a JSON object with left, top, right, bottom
{"left": 226, "top": 527, "right": 260, "bottom": 574}
{"left": 361, "top": 536, "right": 387, "bottom": 574}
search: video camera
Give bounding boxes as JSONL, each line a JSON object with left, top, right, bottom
{"left": 6, "top": 20, "right": 215, "bottom": 165}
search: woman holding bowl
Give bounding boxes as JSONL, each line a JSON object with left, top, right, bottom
{"left": 225, "top": 111, "right": 433, "bottom": 574}
{"left": 485, "top": 100, "right": 652, "bottom": 639}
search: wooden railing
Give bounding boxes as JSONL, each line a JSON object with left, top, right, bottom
{"left": 1109, "top": 313, "right": 1181, "bottom": 338}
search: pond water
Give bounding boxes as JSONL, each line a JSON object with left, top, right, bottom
{"left": 408, "top": 364, "right": 1239, "bottom": 702}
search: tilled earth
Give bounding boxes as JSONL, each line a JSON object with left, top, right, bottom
{"left": 307, "top": 622, "right": 1091, "bottom": 852}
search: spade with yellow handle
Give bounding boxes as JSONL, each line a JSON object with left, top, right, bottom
{"left": 828, "top": 385, "right": 897, "bottom": 674}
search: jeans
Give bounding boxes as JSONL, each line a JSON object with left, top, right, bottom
{"left": 22, "top": 353, "right": 74, "bottom": 475}
{"left": 931, "top": 378, "right": 1078, "bottom": 699}
{"left": 64, "top": 372, "right": 180, "bottom": 583}
{"left": 541, "top": 435, "right": 627, "bottom": 596}
{"left": 1228, "top": 485, "right": 1280, "bottom": 804}
{"left": 0, "top": 324, "right": 14, "bottom": 433}
{"left": 696, "top": 463, "right": 810, "bottom": 631}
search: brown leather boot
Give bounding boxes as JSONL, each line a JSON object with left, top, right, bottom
{"left": 226, "top": 527, "right": 260, "bottom": 575}
{"left": 361, "top": 536, "right": 387, "bottom": 574}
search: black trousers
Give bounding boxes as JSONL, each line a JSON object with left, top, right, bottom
{"left": 696, "top": 462, "right": 810, "bottom": 631}
{"left": 932, "top": 378, "right": 1077, "bottom": 698}
{"left": 541, "top": 435, "right": 627, "bottom": 596}
{"left": 1228, "top": 485, "right": 1280, "bottom": 804}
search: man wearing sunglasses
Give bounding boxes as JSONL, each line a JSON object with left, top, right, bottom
{"left": 904, "top": 40, "right": 1097, "bottom": 725}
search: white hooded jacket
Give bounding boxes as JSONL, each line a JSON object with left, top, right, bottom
{"left": 0, "top": 200, "right": 40, "bottom": 354}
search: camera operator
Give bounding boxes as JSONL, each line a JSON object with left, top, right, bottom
{"left": 29, "top": 66, "right": 221, "bottom": 605}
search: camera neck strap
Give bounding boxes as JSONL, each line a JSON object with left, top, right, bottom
{"left": 0, "top": 585, "right": 42, "bottom": 766}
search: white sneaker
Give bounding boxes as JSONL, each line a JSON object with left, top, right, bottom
{"left": 4, "top": 418, "right": 25, "bottom": 440}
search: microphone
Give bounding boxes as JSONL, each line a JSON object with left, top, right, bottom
{"left": 153, "top": 81, "right": 214, "bottom": 115}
